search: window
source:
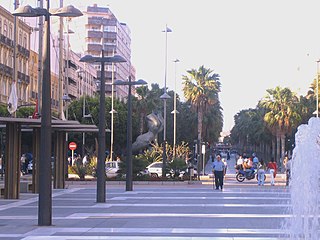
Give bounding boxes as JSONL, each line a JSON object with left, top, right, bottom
{"left": 9, "top": 24, "right": 13, "bottom": 39}
{"left": 2, "top": 78, "right": 7, "bottom": 96}
{"left": 19, "top": 31, "right": 22, "bottom": 45}
{"left": 23, "top": 34, "right": 27, "bottom": 48}
{"left": 0, "top": 18, "right": 2, "bottom": 34}
{"left": 3, "top": 21, "right": 7, "bottom": 37}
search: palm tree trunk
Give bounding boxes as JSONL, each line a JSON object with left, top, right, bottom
{"left": 272, "top": 138, "right": 275, "bottom": 161}
{"left": 276, "top": 133, "right": 281, "bottom": 165}
{"left": 197, "top": 109, "right": 203, "bottom": 177}
{"left": 280, "top": 134, "right": 286, "bottom": 171}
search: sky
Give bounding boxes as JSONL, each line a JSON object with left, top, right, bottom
{"left": 4, "top": 0, "right": 320, "bottom": 132}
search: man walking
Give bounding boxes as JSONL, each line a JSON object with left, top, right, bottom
{"left": 212, "top": 154, "right": 225, "bottom": 190}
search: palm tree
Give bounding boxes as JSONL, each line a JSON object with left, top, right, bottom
{"left": 259, "top": 86, "right": 301, "bottom": 165}
{"left": 182, "top": 66, "right": 221, "bottom": 144}
{"left": 182, "top": 65, "right": 222, "bottom": 151}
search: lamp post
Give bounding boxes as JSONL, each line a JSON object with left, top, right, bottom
{"left": 161, "top": 25, "right": 172, "bottom": 177}
{"left": 171, "top": 59, "right": 180, "bottom": 160}
{"left": 13, "top": 2, "right": 82, "bottom": 226}
{"left": 109, "top": 61, "right": 117, "bottom": 161}
{"left": 80, "top": 54, "right": 126, "bottom": 202}
{"left": 76, "top": 66, "right": 91, "bottom": 157}
{"left": 114, "top": 78, "right": 147, "bottom": 191}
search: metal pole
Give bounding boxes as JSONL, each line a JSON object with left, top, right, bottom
{"left": 97, "top": 50, "right": 106, "bottom": 202}
{"left": 12, "top": 0, "right": 18, "bottom": 115}
{"left": 38, "top": 0, "right": 52, "bottom": 226}
{"left": 82, "top": 64, "right": 86, "bottom": 157}
{"left": 65, "top": 18, "right": 70, "bottom": 120}
{"left": 110, "top": 61, "right": 115, "bottom": 161}
{"left": 126, "top": 76, "right": 133, "bottom": 191}
{"left": 58, "top": 0, "right": 64, "bottom": 119}
{"left": 162, "top": 25, "right": 170, "bottom": 177}
{"left": 173, "top": 59, "right": 179, "bottom": 160}
{"left": 37, "top": 0, "right": 43, "bottom": 114}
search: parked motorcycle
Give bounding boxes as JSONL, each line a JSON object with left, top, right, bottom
{"left": 235, "top": 168, "right": 266, "bottom": 182}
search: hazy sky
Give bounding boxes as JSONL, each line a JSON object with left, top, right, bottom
{"left": 4, "top": 0, "right": 320, "bottom": 132}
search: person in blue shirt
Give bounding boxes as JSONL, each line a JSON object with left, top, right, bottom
{"left": 212, "top": 154, "right": 225, "bottom": 190}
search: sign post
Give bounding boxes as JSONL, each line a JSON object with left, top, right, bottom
{"left": 68, "top": 142, "right": 77, "bottom": 165}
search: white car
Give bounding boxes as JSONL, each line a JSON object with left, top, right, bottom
{"left": 146, "top": 162, "right": 163, "bottom": 178}
{"left": 105, "top": 161, "right": 120, "bottom": 178}
{"left": 146, "top": 162, "right": 186, "bottom": 179}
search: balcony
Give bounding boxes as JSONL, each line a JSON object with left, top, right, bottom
{"left": 87, "top": 43, "right": 102, "bottom": 52}
{"left": 18, "top": 71, "right": 30, "bottom": 84}
{"left": 87, "top": 30, "right": 102, "bottom": 38}
{"left": 87, "top": 18, "right": 103, "bottom": 25}
{"left": 0, "top": 34, "right": 14, "bottom": 48}
{"left": 0, "top": 63, "right": 13, "bottom": 77}
{"left": 17, "top": 45, "right": 30, "bottom": 58}
{"left": 103, "top": 32, "right": 117, "bottom": 40}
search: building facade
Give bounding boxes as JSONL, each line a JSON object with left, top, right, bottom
{"left": 84, "top": 4, "right": 135, "bottom": 100}
{"left": 0, "top": 5, "right": 32, "bottom": 108}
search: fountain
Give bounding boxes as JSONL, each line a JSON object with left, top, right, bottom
{"left": 283, "top": 117, "right": 320, "bottom": 239}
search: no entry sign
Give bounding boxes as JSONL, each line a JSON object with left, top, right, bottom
{"left": 69, "top": 142, "right": 77, "bottom": 151}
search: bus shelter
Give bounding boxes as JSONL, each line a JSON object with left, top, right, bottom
{"left": 0, "top": 117, "right": 99, "bottom": 199}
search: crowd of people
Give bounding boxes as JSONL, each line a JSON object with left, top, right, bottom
{"left": 211, "top": 151, "right": 292, "bottom": 190}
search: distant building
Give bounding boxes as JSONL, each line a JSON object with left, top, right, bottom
{"left": 84, "top": 4, "right": 136, "bottom": 100}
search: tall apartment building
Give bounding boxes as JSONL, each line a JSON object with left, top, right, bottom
{"left": 84, "top": 4, "right": 135, "bottom": 100}
{"left": 0, "top": 5, "right": 32, "bottom": 108}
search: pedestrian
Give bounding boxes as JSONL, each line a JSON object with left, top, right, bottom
{"left": 257, "top": 159, "right": 266, "bottom": 186}
{"left": 252, "top": 153, "right": 259, "bottom": 169}
{"left": 235, "top": 155, "right": 244, "bottom": 171}
{"left": 20, "top": 154, "right": 27, "bottom": 174}
{"left": 212, "top": 154, "right": 225, "bottom": 191}
{"left": 82, "top": 154, "right": 88, "bottom": 166}
{"left": 267, "top": 158, "right": 277, "bottom": 186}
{"left": 282, "top": 155, "right": 289, "bottom": 173}
{"left": 285, "top": 157, "right": 292, "bottom": 186}
{"left": 222, "top": 158, "right": 228, "bottom": 177}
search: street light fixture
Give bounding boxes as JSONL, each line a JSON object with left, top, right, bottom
{"left": 12, "top": 2, "right": 82, "bottom": 226}
{"left": 171, "top": 59, "right": 180, "bottom": 160}
{"left": 80, "top": 54, "right": 126, "bottom": 202}
{"left": 161, "top": 25, "right": 172, "bottom": 177}
{"left": 114, "top": 78, "right": 147, "bottom": 191}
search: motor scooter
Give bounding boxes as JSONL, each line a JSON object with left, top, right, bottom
{"left": 235, "top": 167, "right": 266, "bottom": 182}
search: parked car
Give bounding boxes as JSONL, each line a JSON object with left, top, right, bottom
{"left": 105, "top": 161, "right": 120, "bottom": 178}
{"left": 146, "top": 162, "right": 186, "bottom": 179}
{"left": 146, "top": 162, "right": 163, "bottom": 178}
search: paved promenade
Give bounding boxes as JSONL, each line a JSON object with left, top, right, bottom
{"left": 0, "top": 172, "right": 290, "bottom": 240}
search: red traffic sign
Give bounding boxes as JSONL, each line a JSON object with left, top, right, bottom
{"left": 69, "top": 142, "right": 77, "bottom": 151}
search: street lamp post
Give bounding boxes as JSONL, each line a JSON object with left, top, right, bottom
{"left": 114, "top": 78, "right": 147, "bottom": 191}
{"left": 80, "top": 54, "right": 126, "bottom": 202}
{"left": 161, "top": 25, "right": 172, "bottom": 177}
{"left": 13, "top": 2, "right": 82, "bottom": 226}
{"left": 171, "top": 59, "right": 179, "bottom": 160}
{"left": 109, "top": 61, "right": 116, "bottom": 161}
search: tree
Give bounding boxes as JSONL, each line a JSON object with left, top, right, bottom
{"left": 259, "top": 86, "right": 301, "bottom": 164}
{"left": 182, "top": 65, "right": 222, "bottom": 144}
{"left": 182, "top": 65, "right": 222, "bottom": 174}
